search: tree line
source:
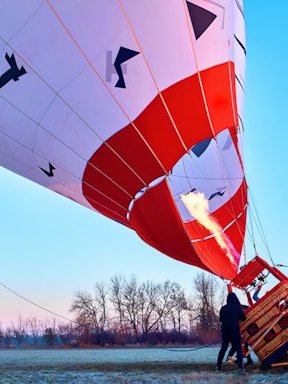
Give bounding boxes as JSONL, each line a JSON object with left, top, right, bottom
{"left": 0, "top": 273, "right": 225, "bottom": 347}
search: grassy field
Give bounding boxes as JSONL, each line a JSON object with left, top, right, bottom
{"left": 1, "top": 362, "right": 288, "bottom": 384}
{"left": 1, "top": 347, "right": 288, "bottom": 383}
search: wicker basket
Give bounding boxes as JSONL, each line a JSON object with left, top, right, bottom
{"left": 240, "top": 282, "right": 288, "bottom": 363}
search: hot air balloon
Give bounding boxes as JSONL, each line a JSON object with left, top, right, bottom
{"left": 0, "top": 0, "right": 247, "bottom": 281}
{"left": 2, "top": 0, "right": 288, "bottom": 369}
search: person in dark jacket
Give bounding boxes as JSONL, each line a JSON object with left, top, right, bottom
{"left": 217, "top": 292, "right": 246, "bottom": 372}
{"left": 226, "top": 303, "right": 254, "bottom": 365}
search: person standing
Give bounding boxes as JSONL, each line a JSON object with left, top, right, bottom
{"left": 217, "top": 292, "right": 246, "bottom": 372}
{"left": 226, "top": 304, "right": 253, "bottom": 365}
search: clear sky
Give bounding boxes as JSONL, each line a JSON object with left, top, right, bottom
{"left": 1, "top": 2, "right": 288, "bottom": 327}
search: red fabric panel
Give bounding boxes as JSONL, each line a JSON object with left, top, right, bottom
{"left": 129, "top": 178, "right": 211, "bottom": 273}
{"left": 83, "top": 182, "right": 128, "bottom": 220}
{"left": 189, "top": 208, "right": 246, "bottom": 280}
{"left": 134, "top": 95, "right": 185, "bottom": 172}
{"left": 84, "top": 142, "right": 144, "bottom": 200}
{"left": 105, "top": 124, "right": 164, "bottom": 185}
{"left": 192, "top": 236, "right": 238, "bottom": 280}
{"left": 162, "top": 71, "right": 211, "bottom": 149}
{"left": 230, "top": 61, "right": 238, "bottom": 126}
{"left": 225, "top": 207, "right": 247, "bottom": 256}
{"left": 230, "top": 127, "right": 244, "bottom": 170}
{"left": 83, "top": 162, "right": 132, "bottom": 207}
{"left": 201, "top": 61, "right": 237, "bottom": 134}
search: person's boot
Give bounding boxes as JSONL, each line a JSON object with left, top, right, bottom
{"left": 246, "top": 356, "right": 253, "bottom": 365}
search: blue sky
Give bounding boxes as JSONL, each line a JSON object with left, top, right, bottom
{"left": 1, "top": 2, "right": 288, "bottom": 326}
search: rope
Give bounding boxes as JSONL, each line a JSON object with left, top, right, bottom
{"left": 168, "top": 343, "right": 216, "bottom": 352}
{"left": 248, "top": 204, "right": 257, "bottom": 256}
{"left": 248, "top": 189, "right": 275, "bottom": 266}
{"left": 0, "top": 281, "right": 78, "bottom": 325}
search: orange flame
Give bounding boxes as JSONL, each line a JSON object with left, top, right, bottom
{"left": 181, "top": 191, "right": 238, "bottom": 265}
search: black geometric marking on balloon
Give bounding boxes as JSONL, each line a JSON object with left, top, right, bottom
{"left": 106, "top": 51, "right": 128, "bottom": 83}
{"left": 0, "top": 53, "right": 27, "bottom": 89}
{"left": 39, "top": 162, "right": 55, "bottom": 177}
{"left": 186, "top": 2, "right": 217, "bottom": 40}
{"left": 209, "top": 190, "right": 225, "bottom": 200}
{"left": 235, "top": 74, "right": 245, "bottom": 93}
{"left": 197, "top": 0, "right": 225, "bottom": 29}
{"left": 234, "top": 34, "right": 246, "bottom": 55}
{"left": 114, "top": 47, "right": 140, "bottom": 88}
{"left": 191, "top": 138, "right": 212, "bottom": 157}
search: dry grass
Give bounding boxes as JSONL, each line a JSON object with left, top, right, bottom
{"left": 1, "top": 369, "right": 288, "bottom": 384}
{"left": 1, "top": 362, "right": 288, "bottom": 384}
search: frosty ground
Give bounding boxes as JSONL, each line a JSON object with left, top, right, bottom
{"left": 1, "top": 347, "right": 288, "bottom": 384}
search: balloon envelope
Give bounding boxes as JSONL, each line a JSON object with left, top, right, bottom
{"left": 0, "top": 0, "right": 246, "bottom": 279}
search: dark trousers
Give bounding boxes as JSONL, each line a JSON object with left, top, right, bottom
{"left": 217, "top": 329, "right": 243, "bottom": 369}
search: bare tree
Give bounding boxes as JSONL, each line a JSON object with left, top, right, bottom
{"left": 43, "top": 327, "right": 57, "bottom": 346}
{"left": 26, "top": 317, "right": 40, "bottom": 345}
{"left": 73, "top": 312, "right": 93, "bottom": 345}
{"left": 138, "top": 280, "right": 160, "bottom": 341}
{"left": 122, "top": 276, "right": 141, "bottom": 340}
{"left": 0, "top": 322, "right": 3, "bottom": 345}
{"left": 42, "top": 318, "right": 58, "bottom": 346}
{"left": 192, "top": 273, "right": 220, "bottom": 342}
{"left": 66, "top": 274, "right": 224, "bottom": 345}
{"left": 170, "top": 283, "right": 188, "bottom": 333}
{"left": 57, "top": 322, "right": 75, "bottom": 345}
{"left": 139, "top": 280, "right": 184, "bottom": 341}
{"left": 94, "top": 282, "right": 108, "bottom": 332}
{"left": 110, "top": 275, "right": 127, "bottom": 341}
{"left": 11, "top": 315, "right": 26, "bottom": 346}
{"left": 70, "top": 282, "right": 108, "bottom": 342}
{"left": 4, "top": 327, "right": 13, "bottom": 347}
{"left": 110, "top": 276, "right": 187, "bottom": 341}
{"left": 155, "top": 281, "right": 182, "bottom": 331}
